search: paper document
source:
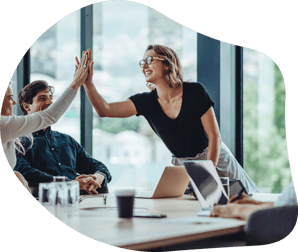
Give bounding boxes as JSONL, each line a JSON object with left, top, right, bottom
{"left": 164, "top": 217, "right": 234, "bottom": 224}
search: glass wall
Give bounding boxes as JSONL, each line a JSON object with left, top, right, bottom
{"left": 92, "top": 1, "right": 197, "bottom": 191}
{"left": 30, "top": 11, "right": 81, "bottom": 142}
{"left": 243, "top": 48, "right": 291, "bottom": 193}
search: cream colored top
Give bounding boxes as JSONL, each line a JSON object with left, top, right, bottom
{"left": 0, "top": 87, "right": 77, "bottom": 168}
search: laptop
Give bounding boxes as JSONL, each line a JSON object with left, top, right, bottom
{"left": 135, "top": 166, "right": 189, "bottom": 199}
{"left": 183, "top": 160, "right": 229, "bottom": 213}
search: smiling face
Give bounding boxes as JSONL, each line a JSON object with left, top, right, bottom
{"left": 142, "top": 50, "right": 168, "bottom": 84}
{"left": 1, "top": 86, "right": 17, "bottom": 116}
{"left": 24, "top": 89, "right": 53, "bottom": 115}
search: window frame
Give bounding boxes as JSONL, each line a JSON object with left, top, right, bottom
{"left": 15, "top": 5, "right": 243, "bottom": 165}
{"left": 80, "top": 5, "right": 93, "bottom": 155}
{"left": 196, "top": 33, "right": 243, "bottom": 165}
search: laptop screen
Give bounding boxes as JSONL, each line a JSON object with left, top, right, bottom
{"left": 184, "top": 160, "right": 228, "bottom": 209}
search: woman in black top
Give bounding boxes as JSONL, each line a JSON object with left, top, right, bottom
{"left": 81, "top": 45, "right": 259, "bottom": 193}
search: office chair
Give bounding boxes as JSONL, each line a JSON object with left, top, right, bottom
{"left": 245, "top": 205, "right": 298, "bottom": 245}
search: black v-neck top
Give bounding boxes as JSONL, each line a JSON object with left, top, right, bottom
{"left": 129, "top": 82, "right": 215, "bottom": 158}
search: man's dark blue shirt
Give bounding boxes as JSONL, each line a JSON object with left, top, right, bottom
{"left": 14, "top": 127, "right": 111, "bottom": 186}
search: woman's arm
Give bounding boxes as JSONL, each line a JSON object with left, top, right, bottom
{"left": 0, "top": 52, "right": 89, "bottom": 144}
{"left": 83, "top": 82, "right": 137, "bottom": 118}
{"left": 0, "top": 88, "right": 76, "bottom": 144}
{"left": 201, "top": 107, "right": 221, "bottom": 167}
{"left": 80, "top": 49, "right": 137, "bottom": 118}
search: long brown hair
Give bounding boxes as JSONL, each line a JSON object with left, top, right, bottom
{"left": 145, "top": 45, "right": 184, "bottom": 88}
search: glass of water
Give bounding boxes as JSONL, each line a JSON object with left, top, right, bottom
{"left": 53, "top": 182, "right": 68, "bottom": 218}
{"left": 39, "top": 181, "right": 79, "bottom": 219}
{"left": 39, "top": 182, "right": 67, "bottom": 219}
{"left": 39, "top": 182, "right": 55, "bottom": 214}
{"left": 53, "top": 176, "right": 66, "bottom": 182}
{"left": 65, "top": 181, "right": 79, "bottom": 213}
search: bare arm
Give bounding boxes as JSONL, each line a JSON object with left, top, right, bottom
{"left": 83, "top": 82, "right": 137, "bottom": 118}
{"left": 211, "top": 193, "right": 274, "bottom": 220}
{"left": 229, "top": 193, "right": 274, "bottom": 206}
{"left": 78, "top": 49, "right": 137, "bottom": 118}
{"left": 210, "top": 202, "right": 274, "bottom": 220}
{"left": 201, "top": 107, "right": 221, "bottom": 167}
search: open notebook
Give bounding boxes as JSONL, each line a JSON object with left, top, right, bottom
{"left": 135, "top": 166, "right": 189, "bottom": 199}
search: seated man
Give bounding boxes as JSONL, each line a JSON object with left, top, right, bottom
{"left": 14, "top": 80, "right": 112, "bottom": 195}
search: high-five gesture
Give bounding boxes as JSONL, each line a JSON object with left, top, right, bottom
{"left": 76, "top": 48, "right": 137, "bottom": 118}
{"left": 71, "top": 51, "right": 90, "bottom": 91}
{"left": 76, "top": 48, "right": 94, "bottom": 86}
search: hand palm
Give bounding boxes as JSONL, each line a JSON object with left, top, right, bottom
{"left": 75, "top": 49, "right": 93, "bottom": 85}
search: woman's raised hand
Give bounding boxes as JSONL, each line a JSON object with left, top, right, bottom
{"left": 75, "top": 48, "right": 94, "bottom": 86}
{"left": 71, "top": 51, "right": 90, "bottom": 91}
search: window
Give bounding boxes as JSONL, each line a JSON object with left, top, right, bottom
{"left": 92, "top": 1, "right": 197, "bottom": 191}
{"left": 30, "top": 10, "right": 81, "bottom": 142}
{"left": 243, "top": 48, "right": 291, "bottom": 193}
{"left": 11, "top": 70, "right": 18, "bottom": 115}
{"left": 11, "top": 2, "right": 287, "bottom": 194}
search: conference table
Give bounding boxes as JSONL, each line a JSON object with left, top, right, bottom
{"left": 57, "top": 193, "right": 252, "bottom": 251}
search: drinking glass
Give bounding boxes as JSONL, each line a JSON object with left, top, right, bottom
{"left": 39, "top": 182, "right": 55, "bottom": 214}
{"left": 53, "top": 176, "right": 66, "bottom": 182}
{"left": 39, "top": 182, "right": 68, "bottom": 219}
{"left": 65, "top": 181, "right": 80, "bottom": 213}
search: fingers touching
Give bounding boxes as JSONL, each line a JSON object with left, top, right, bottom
{"left": 75, "top": 56, "right": 80, "bottom": 66}
{"left": 88, "top": 184, "right": 98, "bottom": 195}
{"left": 76, "top": 174, "right": 101, "bottom": 195}
{"left": 82, "top": 51, "right": 88, "bottom": 66}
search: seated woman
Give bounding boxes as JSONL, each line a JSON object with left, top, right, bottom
{"left": 0, "top": 51, "right": 97, "bottom": 191}
{"left": 79, "top": 45, "right": 259, "bottom": 193}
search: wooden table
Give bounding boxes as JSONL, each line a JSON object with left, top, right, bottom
{"left": 59, "top": 194, "right": 246, "bottom": 250}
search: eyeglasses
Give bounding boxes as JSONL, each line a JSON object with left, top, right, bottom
{"left": 139, "top": 56, "right": 164, "bottom": 68}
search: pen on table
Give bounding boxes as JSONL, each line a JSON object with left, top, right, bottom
{"left": 230, "top": 187, "right": 246, "bottom": 203}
